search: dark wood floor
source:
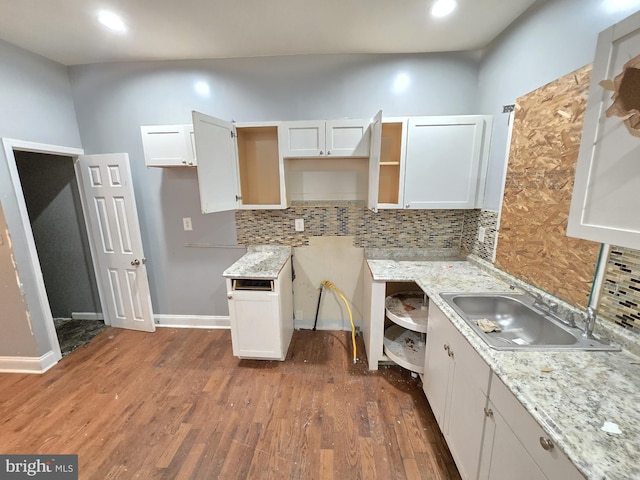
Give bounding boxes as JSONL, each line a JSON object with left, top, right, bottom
{"left": 0, "top": 328, "right": 461, "bottom": 479}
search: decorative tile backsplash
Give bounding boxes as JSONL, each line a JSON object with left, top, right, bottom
{"left": 235, "top": 204, "right": 497, "bottom": 253}
{"left": 462, "top": 209, "right": 498, "bottom": 262}
{"left": 599, "top": 247, "right": 640, "bottom": 333}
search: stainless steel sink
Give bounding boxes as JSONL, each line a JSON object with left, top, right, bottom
{"left": 439, "top": 293, "right": 620, "bottom": 351}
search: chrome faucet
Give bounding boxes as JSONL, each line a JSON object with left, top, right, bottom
{"left": 582, "top": 307, "right": 597, "bottom": 339}
{"left": 511, "top": 284, "right": 577, "bottom": 328}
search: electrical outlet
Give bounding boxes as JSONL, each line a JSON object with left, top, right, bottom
{"left": 183, "top": 217, "right": 193, "bottom": 231}
{"left": 478, "top": 226, "right": 486, "bottom": 243}
{"left": 295, "top": 218, "right": 304, "bottom": 232}
{"left": 296, "top": 310, "right": 303, "bottom": 320}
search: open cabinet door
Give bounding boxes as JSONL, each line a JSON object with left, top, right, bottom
{"left": 192, "top": 111, "right": 240, "bottom": 213}
{"left": 367, "top": 110, "right": 383, "bottom": 212}
{"left": 75, "top": 153, "right": 155, "bottom": 332}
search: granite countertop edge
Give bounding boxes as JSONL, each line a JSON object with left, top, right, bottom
{"left": 222, "top": 245, "right": 292, "bottom": 279}
{"left": 366, "top": 253, "right": 640, "bottom": 480}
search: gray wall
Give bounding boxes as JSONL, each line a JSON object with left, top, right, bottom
{"left": 15, "top": 152, "right": 100, "bottom": 318}
{"left": 478, "top": 0, "right": 640, "bottom": 211}
{"left": 68, "top": 52, "right": 481, "bottom": 317}
{"left": 0, "top": 39, "right": 82, "bottom": 357}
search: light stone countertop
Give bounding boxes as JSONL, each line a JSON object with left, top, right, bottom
{"left": 366, "top": 255, "right": 640, "bottom": 480}
{"left": 222, "top": 245, "right": 292, "bottom": 279}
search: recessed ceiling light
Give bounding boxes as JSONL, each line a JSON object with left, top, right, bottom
{"left": 98, "top": 10, "right": 127, "bottom": 33}
{"left": 431, "top": 0, "right": 457, "bottom": 18}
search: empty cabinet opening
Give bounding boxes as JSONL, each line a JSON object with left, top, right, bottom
{"left": 236, "top": 126, "right": 281, "bottom": 205}
{"left": 378, "top": 122, "right": 403, "bottom": 204}
{"left": 285, "top": 157, "right": 368, "bottom": 202}
{"left": 232, "top": 278, "right": 275, "bottom": 291}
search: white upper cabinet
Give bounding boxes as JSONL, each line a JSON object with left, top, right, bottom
{"left": 368, "top": 115, "right": 491, "bottom": 210}
{"left": 280, "top": 119, "right": 371, "bottom": 158}
{"left": 141, "top": 124, "right": 197, "bottom": 167}
{"left": 568, "top": 10, "right": 640, "bottom": 249}
{"left": 192, "top": 111, "right": 286, "bottom": 213}
{"left": 403, "top": 116, "right": 491, "bottom": 209}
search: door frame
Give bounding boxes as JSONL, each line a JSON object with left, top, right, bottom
{"left": 2, "top": 138, "right": 93, "bottom": 362}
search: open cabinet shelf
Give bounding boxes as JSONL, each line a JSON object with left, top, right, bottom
{"left": 237, "top": 126, "right": 281, "bottom": 206}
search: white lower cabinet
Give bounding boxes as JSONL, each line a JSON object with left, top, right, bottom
{"left": 226, "top": 258, "right": 293, "bottom": 361}
{"left": 424, "top": 301, "right": 584, "bottom": 480}
{"left": 424, "top": 300, "right": 491, "bottom": 480}
{"left": 479, "top": 399, "right": 547, "bottom": 480}
{"left": 480, "top": 375, "right": 584, "bottom": 480}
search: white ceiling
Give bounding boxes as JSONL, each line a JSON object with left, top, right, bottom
{"left": 0, "top": 0, "right": 538, "bottom": 66}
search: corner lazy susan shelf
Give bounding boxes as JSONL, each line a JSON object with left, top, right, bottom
{"left": 383, "top": 292, "right": 428, "bottom": 374}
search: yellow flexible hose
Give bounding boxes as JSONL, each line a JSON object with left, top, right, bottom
{"left": 321, "top": 280, "right": 357, "bottom": 364}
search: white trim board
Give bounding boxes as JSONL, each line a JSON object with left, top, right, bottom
{"left": 0, "top": 350, "right": 58, "bottom": 374}
{"left": 154, "top": 314, "right": 230, "bottom": 329}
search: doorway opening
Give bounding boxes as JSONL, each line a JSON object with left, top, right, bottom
{"left": 14, "top": 151, "right": 107, "bottom": 356}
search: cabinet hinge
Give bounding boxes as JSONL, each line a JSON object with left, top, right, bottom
{"left": 230, "top": 130, "right": 236, "bottom": 138}
{"left": 235, "top": 195, "right": 242, "bottom": 202}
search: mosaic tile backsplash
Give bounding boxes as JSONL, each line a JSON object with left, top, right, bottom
{"left": 600, "top": 247, "right": 640, "bottom": 334}
{"left": 235, "top": 204, "right": 496, "bottom": 256}
{"left": 462, "top": 209, "right": 498, "bottom": 262}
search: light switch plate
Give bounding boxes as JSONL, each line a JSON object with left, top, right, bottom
{"left": 183, "top": 217, "right": 193, "bottom": 231}
{"left": 295, "top": 218, "right": 304, "bottom": 232}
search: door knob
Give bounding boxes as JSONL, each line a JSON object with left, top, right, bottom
{"left": 131, "top": 259, "right": 140, "bottom": 266}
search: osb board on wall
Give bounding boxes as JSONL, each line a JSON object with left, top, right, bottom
{"left": 495, "top": 64, "right": 601, "bottom": 308}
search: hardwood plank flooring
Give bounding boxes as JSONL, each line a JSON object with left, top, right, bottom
{"left": 0, "top": 328, "right": 461, "bottom": 480}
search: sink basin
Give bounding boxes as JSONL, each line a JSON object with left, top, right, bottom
{"left": 439, "top": 293, "right": 620, "bottom": 351}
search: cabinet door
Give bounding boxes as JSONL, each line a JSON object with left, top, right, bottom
{"left": 280, "top": 121, "right": 326, "bottom": 157}
{"left": 367, "top": 111, "right": 383, "bottom": 212}
{"left": 404, "top": 116, "right": 489, "bottom": 209}
{"left": 325, "top": 119, "right": 371, "bottom": 157}
{"left": 446, "top": 327, "right": 491, "bottom": 480}
{"left": 479, "top": 401, "right": 547, "bottom": 480}
{"left": 423, "top": 301, "right": 453, "bottom": 428}
{"left": 567, "top": 10, "right": 640, "bottom": 249}
{"left": 228, "top": 289, "right": 282, "bottom": 359}
{"left": 192, "top": 111, "right": 240, "bottom": 213}
{"left": 140, "top": 125, "right": 195, "bottom": 167}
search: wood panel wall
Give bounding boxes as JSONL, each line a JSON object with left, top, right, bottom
{"left": 495, "top": 64, "right": 601, "bottom": 308}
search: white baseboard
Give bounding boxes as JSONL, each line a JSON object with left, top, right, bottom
{"left": 294, "top": 319, "right": 359, "bottom": 331}
{"left": 0, "top": 350, "right": 58, "bottom": 374}
{"left": 154, "top": 314, "right": 230, "bottom": 329}
{"left": 71, "top": 312, "right": 104, "bottom": 321}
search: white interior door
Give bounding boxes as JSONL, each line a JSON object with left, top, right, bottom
{"left": 75, "top": 153, "right": 155, "bottom": 332}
